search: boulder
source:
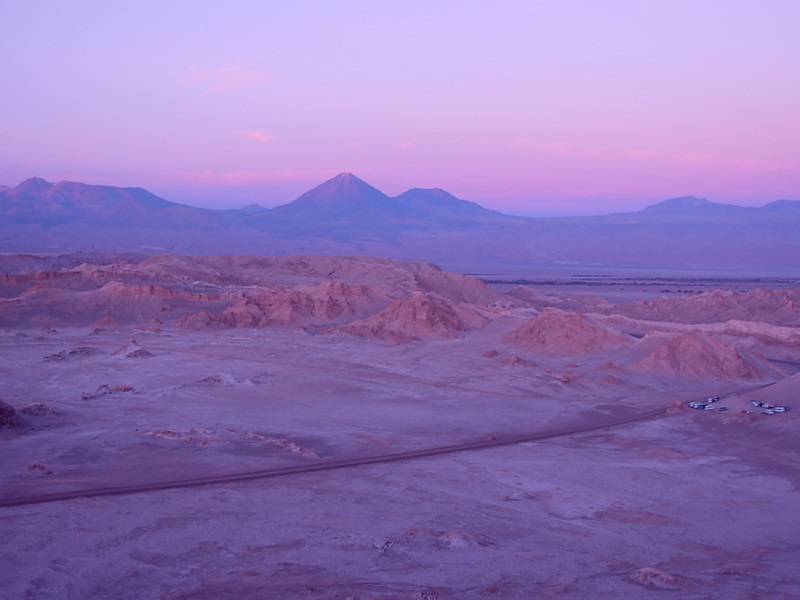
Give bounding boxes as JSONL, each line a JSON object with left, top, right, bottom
{"left": 0, "top": 399, "right": 18, "bottom": 428}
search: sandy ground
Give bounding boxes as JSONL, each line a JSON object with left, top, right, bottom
{"left": 2, "top": 318, "right": 799, "bottom": 599}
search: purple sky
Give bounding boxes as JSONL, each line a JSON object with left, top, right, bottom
{"left": 3, "top": 1, "right": 799, "bottom": 216}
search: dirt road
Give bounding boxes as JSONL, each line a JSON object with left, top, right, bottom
{"left": 0, "top": 406, "right": 667, "bottom": 508}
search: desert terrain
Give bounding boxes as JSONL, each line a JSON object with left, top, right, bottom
{"left": 1, "top": 253, "right": 799, "bottom": 599}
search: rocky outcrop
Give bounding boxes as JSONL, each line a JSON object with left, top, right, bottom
{"left": 218, "top": 282, "right": 391, "bottom": 328}
{"left": 177, "top": 311, "right": 225, "bottom": 329}
{"left": 626, "top": 567, "right": 685, "bottom": 591}
{"left": 337, "top": 292, "right": 489, "bottom": 342}
{"left": 44, "top": 347, "right": 99, "bottom": 361}
{"left": 631, "top": 332, "right": 779, "bottom": 379}
{"left": 610, "top": 288, "right": 800, "bottom": 326}
{"left": 0, "top": 399, "right": 18, "bottom": 428}
{"left": 97, "top": 281, "right": 223, "bottom": 302}
{"left": 219, "top": 297, "right": 271, "bottom": 328}
{"left": 500, "top": 354, "right": 535, "bottom": 366}
{"left": 505, "top": 308, "right": 630, "bottom": 355}
{"left": 112, "top": 338, "right": 153, "bottom": 358}
{"left": 506, "top": 285, "right": 611, "bottom": 312}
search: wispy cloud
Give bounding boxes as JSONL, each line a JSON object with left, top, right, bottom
{"left": 516, "top": 140, "right": 601, "bottom": 158}
{"left": 186, "top": 62, "right": 269, "bottom": 92}
{"left": 674, "top": 152, "right": 718, "bottom": 164}
{"left": 241, "top": 130, "right": 277, "bottom": 143}
{"left": 538, "top": 141, "right": 572, "bottom": 155}
{"left": 176, "top": 169, "right": 325, "bottom": 187}
{"left": 625, "top": 149, "right": 661, "bottom": 160}
{"left": 391, "top": 141, "right": 412, "bottom": 149}
{"left": 738, "top": 159, "right": 794, "bottom": 173}
{"left": 178, "top": 170, "right": 264, "bottom": 186}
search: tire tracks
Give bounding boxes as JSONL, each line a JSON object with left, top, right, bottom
{"left": 0, "top": 406, "right": 667, "bottom": 508}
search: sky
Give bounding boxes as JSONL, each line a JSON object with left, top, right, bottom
{"left": 2, "top": 1, "right": 799, "bottom": 216}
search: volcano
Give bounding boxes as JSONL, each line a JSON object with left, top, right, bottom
{"left": 264, "top": 172, "right": 417, "bottom": 223}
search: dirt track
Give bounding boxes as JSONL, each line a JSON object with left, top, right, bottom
{"left": 0, "top": 406, "right": 667, "bottom": 508}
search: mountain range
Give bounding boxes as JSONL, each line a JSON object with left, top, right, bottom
{"left": 1, "top": 173, "right": 798, "bottom": 272}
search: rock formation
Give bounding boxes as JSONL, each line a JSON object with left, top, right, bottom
{"left": 631, "top": 332, "right": 778, "bottom": 379}
{"left": 337, "top": 291, "right": 489, "bottom": 342}
{"left": 0, "top": 399, "right": 18, "bottom": 428}
{"left": 505, "top": 308, "right": 630, "bottom": 355}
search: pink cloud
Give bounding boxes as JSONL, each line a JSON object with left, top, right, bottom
{"left": 391, "top": 141, "right": 412, "bottom": 149}
{"left": 538, "top": 141, "right": 572, "bottom": 155}
{"left": 186, "top": 62, "right": 268, "bottom": 92}
{"left": 177, "top": 170, "right": 264, "bottom": 186}
{"left": 175, "top": 169, "right": 330, "bottom": 188}
{"left": 674, "top": 152, "right": 718, "bottom": 164}
{"left": 625, "top": 149, "right": 661, "bottom": 160}
{"left": 738, "top": 159, "right": 794, "bottom": 173}
{"left": 241, "top": 130, "right": 277, "bottom": 142}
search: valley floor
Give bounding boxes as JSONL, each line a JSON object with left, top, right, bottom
{"left": 2, "top": 321, "right": 799, "bottom": 599}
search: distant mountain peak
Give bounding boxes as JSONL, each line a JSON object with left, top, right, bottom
{"left": 762, "top": 199, "right": 800, "bottom": 212}
{"left": 3, "top": 174, "right": 800, "bottom": 270}
{"left": 308, "top": 172, "right": 388, "bottom": 199}
{"left": 267, "top": 172, "right": 397, "bottom": 222}
{"left": 15, "top": 177, "right": 54, "bottom": 193}
{"left": 646, "top": 196, "right": 708, "bottom": 209}
{"left": 261, "top": 173, "right": 516, "bottom": 226}
{"left": 640, "top": 196, "right": 739, "bottom": 214}
{"left": 404, "top": 187, "right": 452, "bottom": 197}
{"left": 323, "top": 172, "right": 376, "bottom": 192}
{"left": 0, "top": 177, "right": 214, "bottom": 228}
{"left": 394, "top": 187, "right": 509, "bottom": 222}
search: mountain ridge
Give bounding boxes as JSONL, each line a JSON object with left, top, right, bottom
{"left": 1, "top": 174, "right": 798, "bottom": 271}
{"left": 260, "top": 172, "right": 420, "bottom": 224}
{"left": 4, "top": 174, "right": 797, "bottom": 220}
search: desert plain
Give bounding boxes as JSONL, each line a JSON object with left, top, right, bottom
{"left": 1, "top": 253, "right": 799, "bottom": 599}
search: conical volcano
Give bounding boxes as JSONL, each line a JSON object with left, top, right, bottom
{"left": 268, "top": 172, "right": 417, "bottom": 223}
